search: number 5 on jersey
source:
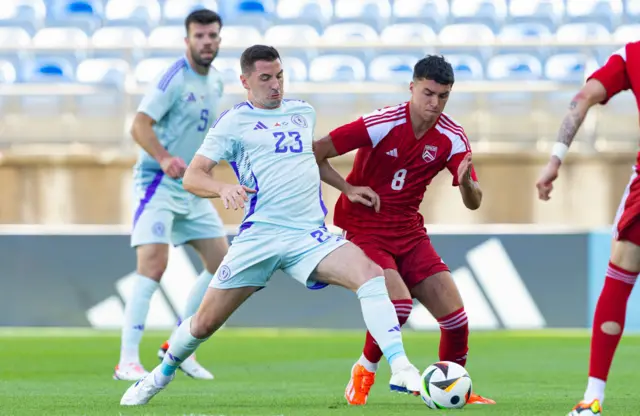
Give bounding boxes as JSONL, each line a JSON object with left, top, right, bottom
{"left": 391, "top": 169, "right": 407, "bottom": 190}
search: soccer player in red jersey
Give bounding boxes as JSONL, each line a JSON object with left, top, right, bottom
{"left": 313, "top": 55, "right": 495, "bottom": 406}
{"left": 537, "top": 42, "right": 640, "bottom": 416}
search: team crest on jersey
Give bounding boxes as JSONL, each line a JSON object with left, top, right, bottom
{"left": 152, "top": 222, "right": 165, "bottom": 237}
{"left": 217, "top": 265, "right": 232, "bottom": 282}
{"left": 422, "top": 145, "right": 438, "bottom": 162}
{"left": 291, "top": 114, "right": 308, "bottom": 128}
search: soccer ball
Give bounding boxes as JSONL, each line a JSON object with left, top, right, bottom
{"left": 419, "top": 361, "right": 472, "bottom": 409}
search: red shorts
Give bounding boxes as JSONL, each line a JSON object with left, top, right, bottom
{"left": 613, "top": 167, "right": 640, "bottom": 246}
{"left": 345, "top": 229, "right": 450, "bottom": 289}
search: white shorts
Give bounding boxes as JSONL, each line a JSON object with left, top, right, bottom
{"left": 210, "top": 223, "right": 347, "bottom": 290}
{"left": 130, "top": 171, "right": 226, "bottom": 247}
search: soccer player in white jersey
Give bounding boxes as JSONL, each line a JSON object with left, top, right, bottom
{"left": 114, "top": 9, "right": 228, "bottom": 381}
{"left": 120, "top": 45, "right": 424, "bottom": 406}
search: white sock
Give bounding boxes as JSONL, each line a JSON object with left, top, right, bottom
{"left": 154, "top": 317, "right": 207, "bottom": 386}
{"left": 358, "top": 354, "right": 379, "bottom": 373}
{"left": 120, "top": 273, "right": 159, "bottom": 365}
{"left": 167, "top": 271, "right": 213, "bottom": 347}
{"left": 584, "top": 376, "right": 606, "bottom": 404}
{"left": 356, "top": 276, "right": 407, "bottom": 368}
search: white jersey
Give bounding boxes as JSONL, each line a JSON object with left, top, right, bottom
{"left": 197, "top": 99, "right": 328, "bottom": 231}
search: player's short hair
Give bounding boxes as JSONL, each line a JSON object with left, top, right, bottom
{"left": 185, "top": 9, "right": 223, "bottom": 35}
{"left": 413, "top": 55, "right": 455, "bottom": 86}
{"left": 240, "top": 45, "right": 281, "bottom": 75}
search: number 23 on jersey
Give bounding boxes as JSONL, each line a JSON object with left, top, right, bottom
{"left": 274, "top": 131, "right": 302, "bottom": 153}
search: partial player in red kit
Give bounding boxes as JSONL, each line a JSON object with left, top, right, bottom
{"left": 537, "top": 41, "right": 640, "bottom": 416}
{"left": 313, "top": 55, "right": 494, "bottom": 406}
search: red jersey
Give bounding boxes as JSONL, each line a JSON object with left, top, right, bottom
{"left": 329, "top": 101, "right": 478, "bottom": 236}
{"left": 587, "top": 41, "right": 640, "bottom": 163}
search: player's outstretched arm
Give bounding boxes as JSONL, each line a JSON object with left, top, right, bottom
{"left": 131, "top": 112, "right": 187, "bottom": 179}
{"left": 313, "top": 137, "right": 380, "bottom": 212}
{"left": 457, "top": 153, "right": 482, "bottom": 210}
{"left": 536, "top": 79, "right": 607, "bottom": 201}
{"left": 183, "top": 155, "right": 255, "bottom": 210}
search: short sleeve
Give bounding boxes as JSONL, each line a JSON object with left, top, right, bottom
{"left": 329, "top": 118, "right": 373, "bottom": 155}
{"left": 196, "top": 110, "right": 238, "bottom": 163}
{"left": 587, "top": 46, "right": 631, "bottom": 105}
{"left": 438, "top": 117, "right": 478, "bottom": 186}
{"left": 137, "top": 71, "right": 181, "bottom": 122}
{"left": 446, "top": 153, "right": 478, "bottom": 186}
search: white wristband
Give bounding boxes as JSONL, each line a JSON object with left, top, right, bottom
{"left": 551, "top": 143, "right": 569, "bottom": 162}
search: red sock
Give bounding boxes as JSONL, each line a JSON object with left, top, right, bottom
{"left": 438, "top": 307, "right": 469, "bottom": 366}
{"left": 589, "top": 262, "right": 636, "bottom": 381}
{"left": 362, "top": 299, "right": 413, "bottom": 363}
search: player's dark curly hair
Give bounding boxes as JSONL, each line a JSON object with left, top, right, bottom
{"left": 240, "top": 45, "right": 281, "bottom": 75}
{"left": 185, "top": 9, "right": 223, "bottom": 35}
{"left": 413, "top": 55, "right": 455, "bottom": 86}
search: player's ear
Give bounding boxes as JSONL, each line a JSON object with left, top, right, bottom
{"left": 240, "top": 74, "right": 249, "bottom": 91}
{"left": 409, "top": 81, "right": 414, "bottom": 94}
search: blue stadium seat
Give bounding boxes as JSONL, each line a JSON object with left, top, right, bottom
{"left": 507, "top": 0, "right": 564, "bottom": 29}
{"left": 225, "top": 0, "right": 274, "bottom": 30}
{"left": 104, "top": 0, "right": 161, "bottom": 34}
{"left": 368, "top": 54, "right": 419, "bottom": 83}
{"left": 545, "top": 53, "right": 594, "bottom": 83}
{"left": 162, "top": 0, "right": 218, "bottom": 25}
{"left": 0, "top": 0, "right": 47, "bottom": 34}
{"left": 450, "top": 0, "right": 507, "bottom": 30}
{"left": 566, "top": 0, "right": 623, "bottom": 30}
{"left": 321, "top": 23, "right": 379, "bottom": 62}
{"left": 218, "top": 25, "right": 262, "bottom": 47}
{"left": 47, "top": 0, "right": 103, "bottom": 34}
{"left": 309, "top": 55, "right": 366, "bottom": 82}
{"left": 333, "top": 0, "right": 391, "bottom": 31}
{"left": 22, "top": 57, "right": 75, "bottom": 82}
{"left": 264, "top": 24, "right": 320, "bottom": 62}
{"left": 446, "top": 54, "right": 484, "bottom": 80}
{"left": 613, "top": 24, "right": 640, "bottom": 42}
{"left": 275, "top": 0, "right": 332, "bottom": 32}
{"left": 91, "top": 27, "right": 147, "bottom": 60}
{"left": 0, "top": 60, "right": 17, "bottom": 83}
{"left": 280, "top": 56, "right": 308, "bottom": 82}
{"left": 392, "top": 0, "right": 449, "bottom": 30}
{"left": 438, "top": 23, "right": 495, "bottom": 61}
{"left": 487, "top": 54, "right": 542, "bottom": 80}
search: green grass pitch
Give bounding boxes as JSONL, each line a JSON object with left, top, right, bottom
{"left": 1, "top": 328, "right": 638, "bottom": 415}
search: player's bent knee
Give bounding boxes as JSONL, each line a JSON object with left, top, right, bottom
{"left": 190, "top": 311, "right": 223, "bottom": 339}
{"left": 136, "top": 244, "right": 169, "bottom": 280}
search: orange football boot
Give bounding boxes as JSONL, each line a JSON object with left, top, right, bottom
{"left": 345, "top": 363, "right": 376, "bottom": 405}
{"left": 467, "top": 392, "right": 496, "bottom": 405}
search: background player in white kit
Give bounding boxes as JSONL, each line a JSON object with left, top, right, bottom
{"left": 114, "top": 9, "right": 228, "bottom": 381}
{"left": 120, "top": 45, "right": 424, "bottom": 406}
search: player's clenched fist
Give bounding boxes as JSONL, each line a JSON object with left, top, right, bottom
{"left": 160, "top": 156, "right": 187, "bottom": 179}
{"left": 345, "top": 185, "right": 381, "bottom": 213}
{"left": 219, "top": 184, "right": 256, "bottom": 210}
{"left": 536, "top": 158, "right": 560, "bottom": 201}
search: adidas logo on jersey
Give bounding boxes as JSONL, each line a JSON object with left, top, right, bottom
{"left": 386, "top": 148, "right": 398, "bottom": 157}
{"left": 254, "top": 121, "right": 268, "bottom": 130}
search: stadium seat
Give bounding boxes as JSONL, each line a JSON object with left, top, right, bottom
{"left": 333, "top": 0, "right": 391, "bottom": 31}
{"left": 321, "top": 23, "right": 379, "bottom": 62}
{"left": 627, "top": 0, "right": 640, "bottom": 22}
{"left": 0, "top": 26, "right": 31, "bottom": 48}
{"left": 0, "top": 60, "right": 17, "bottom": 83}
{"left": 438, "top": 24, "right": 495, "bottom": 61}
{"left": 309, "top": 55, "right": 366, "bottom": 82}
{"left": 104, "top": 0, "right": 161, "bottom": 34}
{"left": 162, "top": 0, "right": 218, "bottom": 25}
{"left": 392, "top": 0, "right": 449, "bottom": 30}
{"left": 566, "top": 0, "right": 623, "bottom": 30}
{"left": 507, "top": 0, "right": 564, "bottom": 29}
{"left": 613, "top": 24, "right": 640, "bottom": 42}
{"left": 368, "top": 54, "right": 418, "bottom": 83}
{"left": 545, "top": 53, "right": 595, "bottom": 83}
{"left": 134, "top": 57, "right": 176, "bottom": 84}
{"left": 225, "top": 0, "right": 275, "bottom": 30}
{"left": 218, "top": 25, "right": 262, "bottom": 47}
{"left": 450, "top": 0, "right": 507, "bottom": 29}
{"left": 446, "top": 54, "right": 484, "bottom": 80}
{"left": 275, "top": 0, "right": 332, "bottom": 32}
{"left": 486, "top": 54, "right": 542, "bottom": 80}
{"left": 497, "top": 23, "right": 553, "bottom": 58}
{"left": 280, "top": 56, "right": 308, "bottom": 82}
{"left": 32, "top": 27, "right": 89, "bottom": 48}
{"left": 264, "top": 24, "right": 320, "bottom": 46}
{"left": 47, "top": 0, "right": 103, "bottom": 34}
{"left": 0, "top": 0, "right": 47, "bottom": 34}
{"left": 556, "top": 23, "right": 611, "bottom": 42}
{"left": 211, "top": 57, "right": 241, "bottom": 84}
{"left": 147, "top": 25, "right": 184, "bottom": 48}
{"left": 380, "top": 23, "right": 437, "bottom": 45}
{"left": 76, "top": 58, "right": 130, "bottom": 86}
{"left": 22, "top": 57, "right": 75, "bottom": 82}
{"left": 91, "top": 27, "right": 147, "bottom": 60}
